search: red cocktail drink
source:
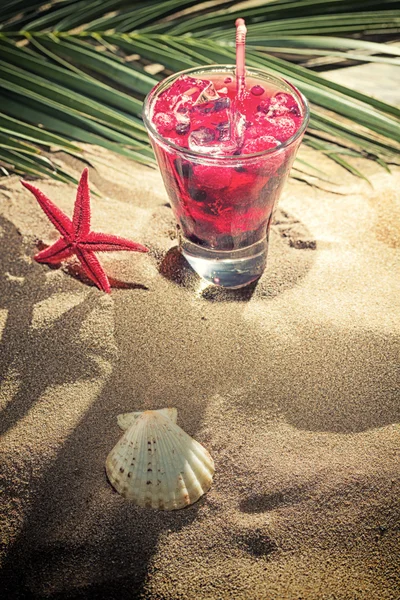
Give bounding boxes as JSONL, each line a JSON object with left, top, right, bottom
{"left": 143, "top": 65, "right": 309, "bottom": 288}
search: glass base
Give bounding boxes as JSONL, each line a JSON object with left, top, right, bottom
{"left": 179, "top": 235, "right": 268, "bottom": 289}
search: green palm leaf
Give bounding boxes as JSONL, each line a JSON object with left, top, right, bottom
{"left": 0, "top": 0, "right": 399, "bottom": 182}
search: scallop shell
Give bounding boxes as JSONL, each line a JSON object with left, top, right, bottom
{"left": 106, "top": 408, "right": 214, "bottom": 510}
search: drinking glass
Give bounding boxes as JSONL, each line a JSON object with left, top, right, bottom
{"left": 143, "top": 65, "right": 309, "bottom": 288}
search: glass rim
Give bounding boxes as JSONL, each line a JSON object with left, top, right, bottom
{"left": 142, "top": 64, "right": 310, "bottom": 162}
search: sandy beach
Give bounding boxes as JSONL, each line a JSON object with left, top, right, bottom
{"left": 1, "top": 66, "right": 400, "bottom": 598}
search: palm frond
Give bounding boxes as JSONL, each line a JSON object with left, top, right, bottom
{"left": 1, "top": 0, "right": 399, "bottom": 182}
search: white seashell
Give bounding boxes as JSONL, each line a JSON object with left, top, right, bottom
{"left": 106, "top": 408, "right": 214, "bottom": 510}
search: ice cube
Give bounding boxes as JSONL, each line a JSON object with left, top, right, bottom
{"left": 214, "top": 97, "right": 230, "bottom": 112}
{"left": 175, "top": 122, "right": 190, "bottom": 135}
{"left": 191, "top": 100, "right": 216, "bottom": 116}
{"left": 172, "top": 105, "right": 190, "bottom": 139}
{"left": 188, "top": 96, "right": 238, "bottom": 153}
{"left": 233, "top": 111, "right": 247, "bottom": 143}
{"left": 190, "top": 127, "right": 216, "bottom": 145}
{"left": 175, "top": 78, "right": 221, "bottom": 119}
{"left": 193, "top": 81, "right": 219, "bottom": 104}
{"left": 188, "top": 127, "right": 237, "bottom": 154}
{"left": 154, "top": 75, "right": 214, "bottom": 115}
{"left": 216, "top": 121, "right": 230, "bottom": 141}
{"left": 190, "top": 96, "right": 230, "bottom": 118}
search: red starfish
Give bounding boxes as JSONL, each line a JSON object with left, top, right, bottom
{"left": 21, "top": 168, "right": 149, "bottom": 293}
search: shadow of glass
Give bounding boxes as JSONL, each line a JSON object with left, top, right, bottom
{"left": 157, "top": 208, "right": 317, "bottom": 303}
{"left": 159, "top": 245, "right": 200, "bottom": 290}
{"left": 159, "top": 246, "right": 259, "bottom": 302}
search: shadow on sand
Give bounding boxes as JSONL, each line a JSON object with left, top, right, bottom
{"left": 158, "top": 208, "right": 317, "bottom": 303}
{"left": 1, "top": 207, "right": 398, "bottom": 598}
{"left": 0, "top": 216, "right": 203, "bottom": 599}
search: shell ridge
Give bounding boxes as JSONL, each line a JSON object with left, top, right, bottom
{"left": 185, "top": 446, "right": 214, "bottom": 482}
{"left": 171, "top": 433, "right": 214, "bottom": 502}
{"left": 130, "top": 414, "right": 148, "bottom": 503}
{"left": 157, "top": 415, "right": 213, "bottom": 507}
{"left": 158, "top": 416, "right": 180, "bottom": 509}
{"left": 143, "top": 415, "right": 155, "bottom": 508}
{"left": 148, "top": 414, "right": 167, "bottom": 508}
{"left": 155, "top": 418, "right": 168, "bottom": 509}
{"left": 156, "top": 415, "right": 183, "bottom": 509}
{"left": 181, "top": 459, "right": 204, "bottom": 500}
{"left": 141, "top": 414, "right": 156, "bottom": 505}
{"left": 155, "top": 416, "right": 174, "bottom": 509}
{"left": 164, "top": 416, "right": 188, "bottom": 509}
{"left": 176, "top": 470, "right": 191, "bottom": 508}
{"left": 106, "top": 416, "right": 142, "bottom": 493}
{"left": 167, "top": 426, "right": 191, "bottom": 509}
{"left": 148, "top": 417, "right": 159, "bottom": 508}
{"left": 122, "top": 427, "right": 139, "bottom": 496}
{"left": 185, "top": 434, "right": 214, "bottom": 465}
{"left": 125, "top": 413, "right": 146, "bottom": 494}
{"left": 133, "top": 413, "right": 171, "bottom": 508}
{"left": 159, "top": 407, "right": 178, "bottom": 424}
{"left": 164, "top": 422, "right": 205, "bottom": 507}
{"left": 187, "top": 439, "right": 215, "bottom": 474}
{"left": 110, "top": 442, "right": 128, "bottom": 486}
{"left": 150, "top": 415, "right": 163, "bottom": 508}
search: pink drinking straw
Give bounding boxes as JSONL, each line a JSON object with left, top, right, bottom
{"left": 235, "top": 18, "right": 247, "bottom": 99}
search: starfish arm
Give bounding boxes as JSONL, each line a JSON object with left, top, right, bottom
{"left": 75, "top": 247, "right": 111, "bottom": 293}
{"left": 82, "top": 231, "right": 149, "bottom": 253}
{"left": 34, "top": 238, "right": 73, "bottom": 264}
{"left": 21, "top": 180, "right": 73, "bottom": 239}
{"left": 73, "top": 167, "right": 91, "bottom": 239}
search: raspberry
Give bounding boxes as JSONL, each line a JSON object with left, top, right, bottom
{"left": 251, "top": 85, "right": 265, "bottom": 96}
{"left": 153, "top": 112, "right": 176, "bottom": 133}
{"left": 245, "top": 126, "right": 270, "bottom": 140}
{"left": 256, "top": 99, "right": 271, "bottom": 114}
{"left": 193, "top": 165, "right": 232, "bottom": 190}
{"left": 266, "top": 116, "right": 297, "bottom": 142}
{"left": 268, "top": 93, "right": 301, "bottom": 119}
{"left": 241, "top": 135, "right": 278, "bottom": 154}
{"left": 273, "top": 92, "right": 298, "bottom": 108}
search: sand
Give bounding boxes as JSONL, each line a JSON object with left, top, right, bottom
{"left": 1, "top": 67, "right": 400, "bottom": 598}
